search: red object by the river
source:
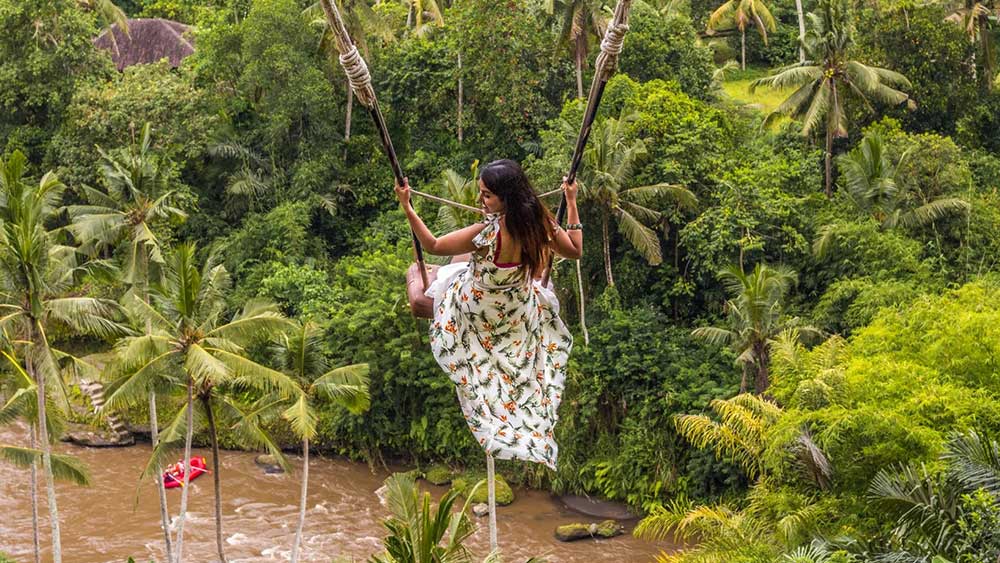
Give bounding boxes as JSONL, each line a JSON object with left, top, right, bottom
{"left": 162, "top": 456, "right": 207, "bottom": 489}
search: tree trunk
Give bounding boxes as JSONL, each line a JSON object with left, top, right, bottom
{"left": 795, "top": 0, "right": 806, "bottom": 63}
{"left": 28, "top": 323, "right": 62, "bottom": 563}
{"left": 406, "top": 0, "right": 413, "bottom": 28}
{"left": 30, "top": 423, "right": 40, "bottom": 563}
{"left": 203, "top": 396, "right": 227, "bottom": 563}
{"left": 824, "top": 121, "right": 833, "bottom": 198}
{"left": 741, "top": 29, "right": 747, "bottom": 71}
{"left": 576, "top": 259, "right": 589, "bottom": 345}
{"left": 173, "top": 381, "right": 195, "bottom": 563}
{"left": 740, "top": 363, "right": 748, "bottom": 393}
{"left": 575, "top": 37, "right": 585, "bottom": 99}
{"left": 150, "top": 392, "right": 173, "bottom": 563}
{"left": 753, "top": 341, "right": 770, "bottom": 394}
{"left": 602, "top": 212, "right": 614, "bottom": 287}
{"left": 457, "top": 51, "right": 464, "bottom": 143}
{"left": 291, "top": 438, "right": 309, "bottom": 563}
{"left": 345, "top": 87, "right": 353, "bottom": 142}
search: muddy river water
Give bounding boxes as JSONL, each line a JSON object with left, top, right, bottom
{"left": 0, "top": 424, "right": 674, "bottom": 562}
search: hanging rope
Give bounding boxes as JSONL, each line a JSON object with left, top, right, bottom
{"left": 319, "top": 0, "right": 428, "bottom": 288}
{"left": 408, "top": 186, "right": 564, "bottom": 216}
{"left": 542, "top": 0, "right": 634, "bottom": 286}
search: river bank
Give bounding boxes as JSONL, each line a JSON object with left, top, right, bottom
{"left": 0, "top": 423, "right": 675, "bottom": 562}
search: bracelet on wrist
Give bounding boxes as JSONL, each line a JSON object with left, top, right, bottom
{"left": 566, "top": 222, "right": 583, "bottom": 231}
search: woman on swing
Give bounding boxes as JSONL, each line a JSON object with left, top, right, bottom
{"left": 395, "top": 159, "right": 582, "bottom": 470}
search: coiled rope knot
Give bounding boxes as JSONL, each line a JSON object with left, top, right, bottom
{"left": 600, "top": 22, "right": 629, "bottom": 56}
{"left": 339, "top": 44, "right": 376, "bottom": 106}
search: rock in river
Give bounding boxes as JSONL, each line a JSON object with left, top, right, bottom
{"left": 554, "top": 520, "right": 624, "bottom": 542}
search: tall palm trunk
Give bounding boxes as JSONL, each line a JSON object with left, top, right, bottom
{"left": 173, "top": 380, "right": 195, "bottom": 563}
{"left": 753, "top": 341, "right": 770, "bottom": 394}
{"left": 142, "top": 252, "right": 173, "bottom": 563}
{"left": 30, "top": 423, "right": 40, "bottom": 563}
{"left": 150, "top": 392, "right": 172, "bottom": 562}
{"left": 203, "top": 396, "right": 227, "bottom": 563}
{"left": 602, "top": 212, "right": 614, "bottom": 287}
{"left": 291, "top": 438, "right": 310, "bottom": 563}
{"left": 575, "top": 36, "right": 585, "bottom": 99}
{"left": 824, "top": 120, "right": 834, "bottom": 198}
{"left": 576, "top": 260, "right": 589, "bottom": 345}
{"left": 795, "top": 0, "right": 806, "bottom": 63}
{"left": 457, "top": 51, "right": 464, "bottom": 143}
{"left": 28, "top": 323, "right": 62, "bottom": 563}
{"left": 741, "top": 28, "right": 747, "bottom": 70}
{"left": 345, "top": 87, "right": 353, "bottom": 142}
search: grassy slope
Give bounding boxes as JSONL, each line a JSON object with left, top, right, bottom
{"left": 720, "top": 67, "right": 792, "bottom": 114}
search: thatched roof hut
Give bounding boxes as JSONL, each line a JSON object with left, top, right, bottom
{"left": 94, "top": 18, "right": 195, "bottom": 71}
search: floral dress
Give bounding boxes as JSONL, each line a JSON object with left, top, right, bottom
{"left": 425, "top": 213, "right": 572, "bottom": 470}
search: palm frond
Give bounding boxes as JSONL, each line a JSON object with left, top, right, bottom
{"left": 0, "top": 445, "right": 91, "bottom": 485}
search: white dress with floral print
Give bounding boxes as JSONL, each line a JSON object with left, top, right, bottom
{"left": 425, "top": 214, "right": 572, "bottom": 470}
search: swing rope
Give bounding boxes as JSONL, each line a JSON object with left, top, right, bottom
{"left": 542, "top": 0, "right": 633, "bottom": 286}
{"left": 319, "top": 0, "right": 635, "bottom": 551}
{"left": 409, "top": 186, "right": 564, "bottom": 216}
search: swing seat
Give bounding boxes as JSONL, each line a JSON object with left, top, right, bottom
{"left": 406, "top": 254, "right": 471, "bottom": 319}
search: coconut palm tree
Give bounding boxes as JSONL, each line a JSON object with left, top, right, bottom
{"left": 835, "top": 133, "right": 970, "bottom": 230}
{"left": 65, "top": 122, "right": 186, "bottom": 562}
{"left": 546, "top": 0, "right": 610, "bottom": 98}
{"left": 707, "top": 0, "right": 778, "bottom": 70}
{"left": 750, "top": 0, "right": 913, "bottom": 197}
{"left": 106, "top": 242, "right": 295, "bottom": 563}
{"left": 692, "top": 264, "right": 811, "bottom": 394}
{"left": 577, "top": 110, "right": 697, "bottom": 288}
{"left": 0, "top": 151, "right": 125, "bottom": 563}
{"left": 0, "top": 338, "right": 83, "bottom": 563}
{"left": 270, "top": 321, "right": 370, "bottom": 563}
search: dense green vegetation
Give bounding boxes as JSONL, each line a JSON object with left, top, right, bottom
{"left": 2, "top": 0, "right": 1000, "bottom": 561}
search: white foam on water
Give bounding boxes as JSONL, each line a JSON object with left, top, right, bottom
{"left": 227, "top": 532, "right": 250, "bottom": 545}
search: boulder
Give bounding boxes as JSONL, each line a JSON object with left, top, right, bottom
{"left": 554, "top": 520, "right": 624, "bottom": 542}
{"left": 424, "top": 464, "right": 454, "bottom": 486}
{"left": 472, "top": 503, "right": 490, "bottom": 517}
{"left": 451, "top": 474, "right": 514, "bottom": 506}
{"left": 254, "top": 454, "right": 284, "bottom": 474}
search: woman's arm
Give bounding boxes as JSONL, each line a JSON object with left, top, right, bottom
{"left": 551, "top": 178, "right": 583, "bottom": 260}
{"left": 395, "top": 177, "right": 485, "bottom": 256}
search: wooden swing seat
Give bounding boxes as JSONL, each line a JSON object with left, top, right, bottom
{"left": 406, "top": 254, "right": 471, "bottom": 319}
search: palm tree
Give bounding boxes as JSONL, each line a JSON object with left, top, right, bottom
{"left": 946, "top": 0, "right": 998, "bottom": 91}
{"left": 306, "top": 0, "right": 393, "bottom": 143}
{"left": 707, "top": 0, "right": 778, "bottom": 70}
{"left": 0, "top": 151, "right": 125, "bottom": 563}
{"left": 639, "top": 396, "right": 831, "bottom": 562}
{"left": 835, "top": 133, "right": 971, "bottom": 230}
{"left": 0, "top": 337, "right": 80, "bottom": 563}
{"left": 867, "top": 430, "right": 1000, "bottom": 560}
{"left": 66, "top": 122, "right": 186, "bottom": 562}
{"left": 368, "top": 472, "right": 492, "bottom": 563}
{"left": 404, "top": 0, "right": 443, "bottom": 34}
{"left": 105, "top": 242, "right": 295, "bottom": 563}
{"left": 692, "top": 264, "right": 805, "bottom": 394}
{"left": 546, "top": 0, "right": 609, "bottom": 98}
{"left": 434, "top": 161, "right": 481, "bottom": 233}
{"left": 271, "top": 321, "right": 370, "bottom": 563}
{"left": 750, "top": 0, "right": 913, "bottom": 197}
{"left": 578, "top": 110, "right": 697, "bottom": 288}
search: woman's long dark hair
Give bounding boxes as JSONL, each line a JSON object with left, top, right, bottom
{"left": 478, "top": 159, "right": 555, "bottom": 278}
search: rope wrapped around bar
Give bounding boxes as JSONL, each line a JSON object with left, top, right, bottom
{"left": 319, "top": 0, "right": 376, "bottom": 108}
{"left": 594, "top": 21, "right": 628, "bottom": 81}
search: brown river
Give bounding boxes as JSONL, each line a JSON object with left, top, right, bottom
{"left": 0, "top": 423, "right": 674, "bottom": 563}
